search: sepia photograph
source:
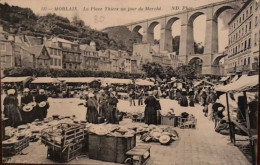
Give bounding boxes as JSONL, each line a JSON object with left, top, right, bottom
{"left": 0, "top": 0, "right": 259, "bottom": 164}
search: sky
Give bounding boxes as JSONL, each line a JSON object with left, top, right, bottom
{"left": 1, "top": 0, "right": 242, "bottom": 51}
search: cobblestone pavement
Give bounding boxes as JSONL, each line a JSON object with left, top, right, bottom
{"left": 5, "top": 98, "right": 250, "bottom": 165}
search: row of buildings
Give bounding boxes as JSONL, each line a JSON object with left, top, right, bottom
{"left": 225, "top": 0, "right": 259, "bottom": 74}
{"left": 0, "top": 27, "right": 142, "bottom": 77}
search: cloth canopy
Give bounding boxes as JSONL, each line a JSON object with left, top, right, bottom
{"left": 170, "top": 77, "right": 177, "bottom": 82}
{"left": 215, "top": 75, "right": 258, "bottom": 93}
{"left": 194, "top": 80, "right": 214, "bottom": 87}
{"left": 102, "top": 78, "right": 133, "bottom": 85}
{"left": 135, "top": 79, "right": 154, "bottom": 86}
{"left": 31, "top": 77, "right": 61, "bottom": 84}
{"left": 58, "top": 77, "right": 96, "bottom": 83}
{"left": 219, "top": 76, "right": 230, "bottom": 82}
{"left": 230, "top": 75, "right": 239, "bottom": 83}
{"left": 1, "top": 76, "right": 31, "bottom": 83}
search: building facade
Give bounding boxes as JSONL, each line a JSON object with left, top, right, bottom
{"left": 80, "top": 42, "right": 99, "bottom": 71}
{"left": 45, "top": 39, "right": 63, "bottom": 69}
{"left": 0, "top": 28, "right": 14, "bottom": 76}
{"left": 50, "top": 37, "right": 81, "bottom": 70}
{"left": 226, "top": 0, "right": 259, "bottom": 74}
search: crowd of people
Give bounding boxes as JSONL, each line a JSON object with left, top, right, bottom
{"left": 2, "top": 79, "right": 258, "bottom": 135}
{"left": 3, "top": 88, "right": 49, "bottom": 128}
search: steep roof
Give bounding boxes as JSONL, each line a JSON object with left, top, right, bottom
{"left": 22, "top": 45, "right": 50, "bottom": 59}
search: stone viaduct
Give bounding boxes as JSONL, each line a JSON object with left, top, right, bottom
{"left": 125, "top": 0, "right": 241, "bottom": 75}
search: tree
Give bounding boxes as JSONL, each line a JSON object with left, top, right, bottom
{"left": 142, "top": 62, "right": 165, "bottom": 79}
{"left": 174, "top": 65, "right": 197, "bottom": 80}
{"left": 164, "top": 66, "right": 175, "bottom": 80}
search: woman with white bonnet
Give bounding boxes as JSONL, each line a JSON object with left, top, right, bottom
{"left": 85, "top": 93, "right": 98, "bottom": 124}
{"left": 35, "top": 89, "right": 49, "bottom": 120}
{"left": 20, "top": 88, "right": 35, "bottom": 124}
{"left": 144, "top": 91, "right": 161, "bottom": 125}
{"left": 3, "top": 89, "right": 22, "bottom": 127}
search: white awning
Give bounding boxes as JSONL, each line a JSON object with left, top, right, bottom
{"left": 219, "top": 76, "right": 230, "bottom": 82}
{"left": 57, "top": 77, "right": 96, "bottom": 83}
{"left": 31, "top": 77, "right": 61, "bottom": 84}
{"left": 215, "top": 75, "right": 258, "bottom": 93}
{"left": 102, "top": 78, "right": 133, "bottom": 85}
{"left": 170, "top": 77, "right": 177, "bottom": 82}
{"left": 230, "top": 75, "right": 238, "bottom": 83}
{"left": 1, "top": 76, "right": 32, "bottom": 83}
{"left": 135, "top": 79, "right": 154, "bottom": 86}
{"left": 194, "top": 80, "right": 215, "bottom": 87}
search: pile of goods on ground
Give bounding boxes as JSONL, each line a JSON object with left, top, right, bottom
{"left": 140, "top": 125, "right": 179, "bottom": 145}
{"left": 179, "top": 112, "right": 197, "bottom": 129}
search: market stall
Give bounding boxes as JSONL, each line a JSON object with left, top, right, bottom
{"left": 215, "top": 74, "right": 258, "bottom": 165}
{"left": 1, "top": 76, "right": 32, "bottom": 92}
{"left": 135, "top": 79, "right": 154, "bottom": 86}
{"left": 31, "top": 77, "right": 62, "bottom": 97}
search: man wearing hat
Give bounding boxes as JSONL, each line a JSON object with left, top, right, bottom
{"left": 107, "top": 91, "right": 119, "bottom": 124}
{"left": 98, "top": 90, "right": 108, "bottom": 119}
{"left": 35, "top": 89, "right": 49, "bottom": 120}
{"left": 3, "top": 89, "right": 22, "bottom": 127}
{"left": 20, "top": 88, "right": 35, "bottom": 124}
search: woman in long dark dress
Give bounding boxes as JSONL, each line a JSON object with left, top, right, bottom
{"left": 188, "top": 89, "right": 195, "bottom": 107}
{"left": 35, "top": 89, "right": 49, "bottom": 120}
{"left": 180, "top": 89, "right": 188, "bottom": 107}
{"left": 86, "top": 93, "right": 98, "bottom": 124}
{"left": 3, "top": 89, "right": 22, "bottom": 128}
{"left": 107, "top": 92, "right": 119, "bottom": 124}
{"left": 144, "top": 91, "right": 160, "bottom": 125}
{"left": 20, "top": 88, "right": 35, "bottom": 124}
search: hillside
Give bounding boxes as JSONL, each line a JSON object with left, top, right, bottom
{"left": 0, "top": 3, "right": 126, "bottom": 51}
{"left": 102, "top": 26, "right": 142, "bottom": 53}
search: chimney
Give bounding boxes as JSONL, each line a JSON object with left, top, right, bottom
{"left": 40, "top": 36, "right": 44, "bottom": 44}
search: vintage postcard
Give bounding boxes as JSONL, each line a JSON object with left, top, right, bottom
{"left": 0, "top": 0, "right": 259, "bottom": 164}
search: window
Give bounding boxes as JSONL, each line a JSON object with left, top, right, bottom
{"left": 63, "top": 63, "right": 66, "bottom": 69}
{"left": 244, "top": 40, "right": 247, "bottom": 50}
{"left": 1, "top": 56, "right": 5, "bottom": 62}
{"left": 75, "top": 65, "right": 77, "bottom": 69}
{"left": 250, "top": 6, "right": 252, "bottom": 14}
{"left": 248, "top": 57, "right": 250, "bottom": 64}
{"left": 59, "top": 59, "right": 61, "bottom": 66}
{"left": 243, "top": 13, "right": 245, "bottom": 20}
{"left": 50, "top": 58, "right": 53, "bottom": 65}
{"left": 54, "top": 49, "right": 57, "bottom": 55}
{"left": 244, "top": 59, "right": 246, "bottom": 65}
{"left": 0, "top": 43, "right": 6, "bottom": 51}
{"left": 54, "top": 59, "right": 57, "bottom": 66}
{"left": 255, "top": 16, "right": 258, "bottom": 26}
{"left": 69, "top": 64, "right": 72, "bottom": 69}
{"left": 249, "top": 21, "right": 251, "bottom": 30}
{"left": 239, "top": 17, "right": 241, "bottom": 23}
{"left": 255, "top": 33, "right": 258, "bottom": 46}
{"left": 246, "top": 10, "right": 248, "bottom": 17}
{"left": 245, "top": 25, "right": 247, "bottom": 33}
{"left": 248, "top": 38, "right": 251, "bottom": 48}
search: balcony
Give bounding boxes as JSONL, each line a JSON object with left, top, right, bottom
{"left": 227, "top": 67, "right": 236, "bottom": 73}
{"left": 236, "top": 65, "right": 250, "bottom": 72}
{"left": 63, "top": 58, "right": 81, "bottom": 63}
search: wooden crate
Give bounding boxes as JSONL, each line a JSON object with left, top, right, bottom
{"left": 3, "top": 137, "right": 30, "bottom": 156}
{"left": 161, "top": 116, "right": 177, "bottom": 127}
{"left": 47, "top": 141, "right": 83, "bottom": 162}
{"left": 88, "top": 134, "right": 136, "bottom": 163}
{"left": 41, "top": 123, "right": 85, "bottom": 148}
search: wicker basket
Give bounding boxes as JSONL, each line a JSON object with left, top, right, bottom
{"left": 41, "top": 123, "right": 85, "bottom": 148}
{"left": 3, "top": 136, "right": 30, "bottom": 156}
